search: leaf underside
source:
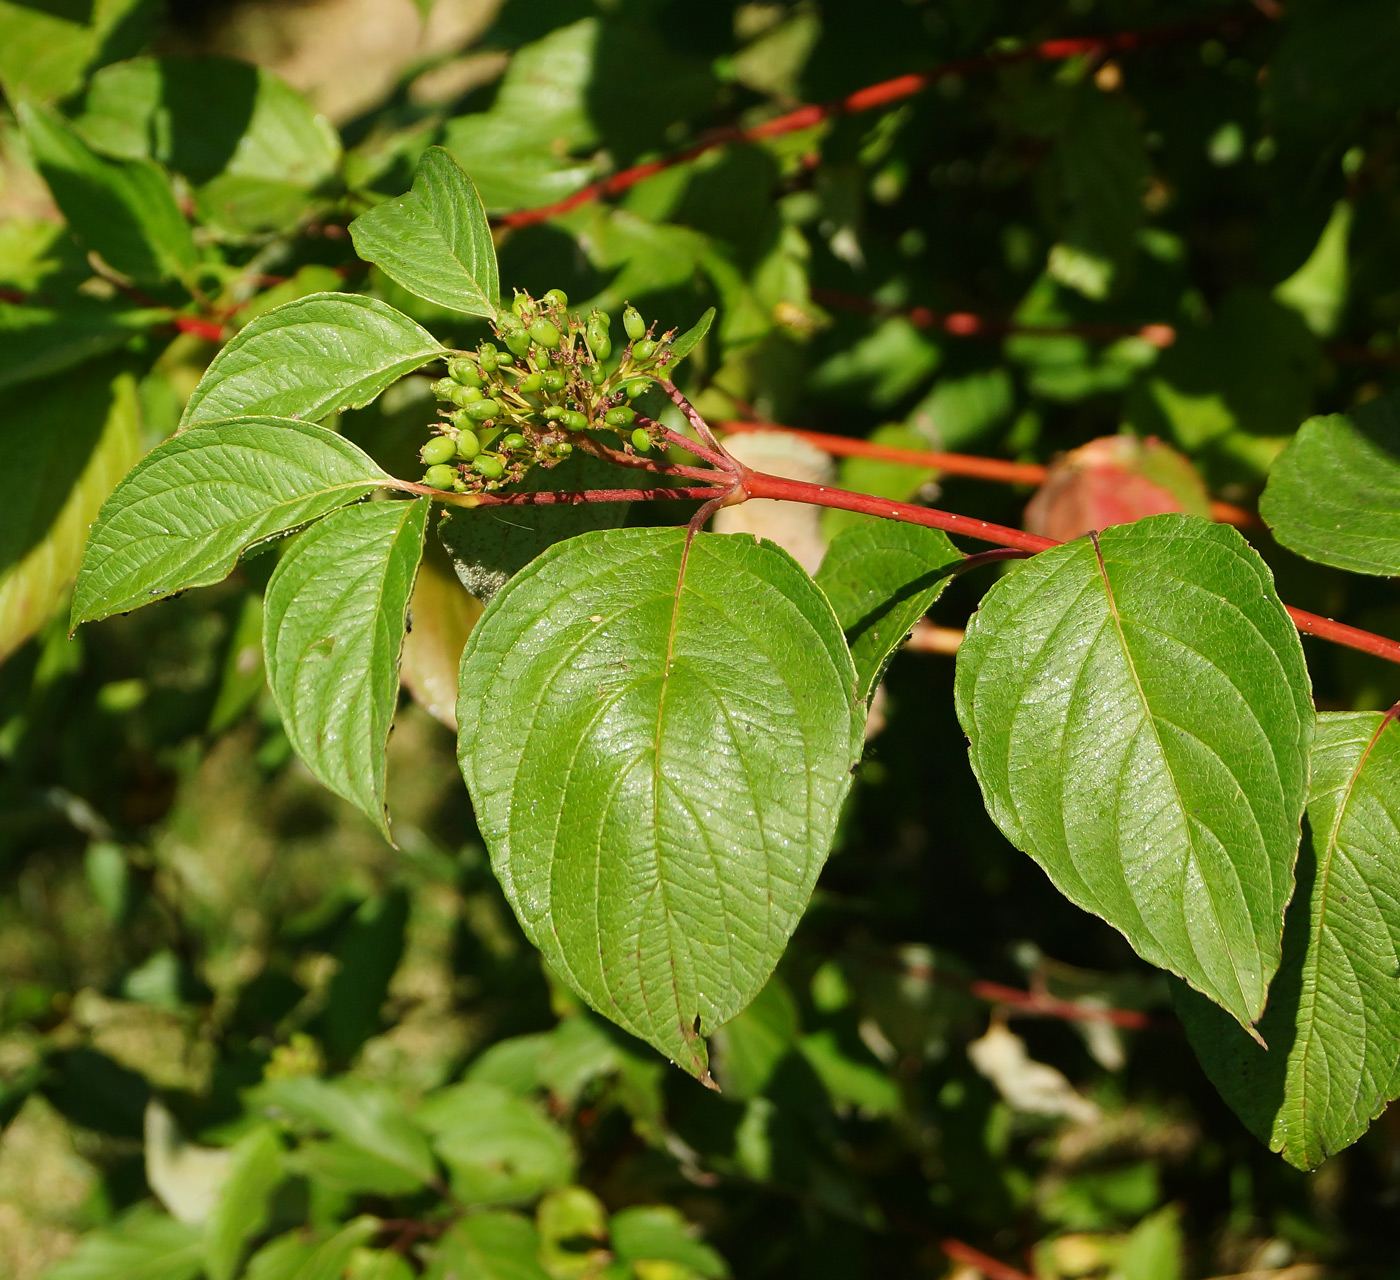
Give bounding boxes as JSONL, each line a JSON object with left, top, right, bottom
{"left": 264, "top": 498, "right": 430, "bottom": 840}
{"left": 954, "top": 513, "right": 1314, "bottom": 1030}
{"left": 180, "top": 293, "right": 446, "bottom": 427}
{"left": 457, "top": 527, "right": 863, "bottom": 1078}
{"left": 71, "top": 418, "right": 391, "bottom": 627}
{"left": 1177, "top": 710, "right": 1400, "bottom": 1169}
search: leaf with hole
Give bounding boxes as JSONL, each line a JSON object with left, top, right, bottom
{"left": 71, "top": 418, "right": 392, "bottom": 627}
{"left": 263, "top": 498, "right": 429, "bottom": 839}
{"left": 349, "top": 147, "right": 499, "bottom": 319}
{"left": 954, "top": 514, "right": 1313, "bottom": 1030}
{"left": 1176, "top": 710, "right": 1400, "bottom": 1169}
{"left": 180, "top": 294, "right": 446, "bottom": 427}
{"left": 815, "top": 521, "right": 962, "bottom": 702}
{"left": 1260, "top": 394, "right": 1400, "bottom": 576}
{"left": 457, "top": 527, "right": 862, "bottom": 1078}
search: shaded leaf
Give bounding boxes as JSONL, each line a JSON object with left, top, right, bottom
{"left": 264, "top": 498, "right": 429, "bottom": 838}
{"left": 1177, "top": 711, "right": 1400, "bottom": 1169}
{"left": 954, "top": 514, "right": 1313, "bottom": 1029}
{"left": 349, "top": 147, "right": 499, "bottom": 318}
{"left": 399, "top": 555, "right": 484, "bottom": 731}
{"left": 45, "top": 1206, "right": 203, "bottom": 1280}
{"left": 0, "top": 0, "right": 151, "bottom": 104}
{"left": 815, "top": 521, "right": 962, "bottom": 702}
{"left": 2, "top": 365, "right": 142, "bottom": 664}
{"left": 425, "top": 1214, "right": 551, "bottom": 1280}
{"left": 0, "top": 300, "right": 166, "bottom": 392}
{"left": 457, "top": 528, "right": 862, "bottom": 1076}
{"left": 71, "top": 418, "right": 391, "bottom": 627}
{"left": 180, "top": 294, "right": 446, "bottom": 427}
{"left": 610, "top": 1206, "right": 728, "bottom": 1278}
{"left": 1260, "top": 394, "right": 1400, "bottom": 576}
{"left": 205, "top": 1126, "right": 285, "bottom": 1280}
{"left": 18, "top": 100, "right": 195, "bottom": 286}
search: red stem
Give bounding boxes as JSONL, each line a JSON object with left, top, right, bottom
{"left": 965, "top": 979, "right": 1149, "bottom": 1030}
{"left": 392, "top": 481, "right": 727, "bottom": 508}
{"left": 497, "top": 15, "right": 1261, "bottom": 229}
{"left": 941, "top": 1239, "right": 1037, "bottom": 1280}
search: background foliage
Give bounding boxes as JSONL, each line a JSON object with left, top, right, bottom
{"left": 3, "top": 0, "right": 1400, "bottom": 1277}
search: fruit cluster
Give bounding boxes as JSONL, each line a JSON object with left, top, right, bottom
{"left": 418, "top": 290, "right": 676, "bottom": 493}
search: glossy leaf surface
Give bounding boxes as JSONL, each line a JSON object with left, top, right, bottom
{"left": 815, "top": 521, "right": 962, "bottom": 702}
{"left": 180, "top": 294, "right": 446, "bottom": 427}
{"left": 349, "top": 147, "right": 499, "bottom": 318}
{"left": 71, "top": 419, "right": 390, "bottom": 627}
{"left": 457, "top": 528, "right": 862, "bottom": 1077}
{"left": 1260, "top": 394, "right": 1400, "bottom": 576}
{"left": 954, "top": 514, "right": 1313, "bottom": 1029}
{"left": 264, "top": 498, "right": 429, "bottom": 839}
{"left": 1178, "top": 711, "right": 1400, "bottom": 1169}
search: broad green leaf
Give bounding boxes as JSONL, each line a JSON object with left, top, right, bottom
{"left": 414, "top": 1081, "right": 575, "bottom": 1204}
{"left": 244, "top": 1234, "right": 318, "bottom": 1280}
{"left": 263, "top": 498, "right": 430, "bottom": 839}
{"left": 17, "top": 101, "right": 195, "bottom": 286}
{"left": 711, "top": 974, "right": 799, "bottom": 1100}
{"left": 292, "top": 1219, "right": 379, "bottom": 1280}
{"left": 954, "top": 514, "right": 1314, "bottom": 1029}
{"left": 436, "top": 451, "right": 632, "bottom": 605}
{"left": 250, "top": 1076, "right": 437, "bottom": 1186}
{"left": 610, "top": 1206, "right": 728, "bottom": 1278}
{"left": 180, "top": 294, "right": 446, "bottom": 428}
{"left": 457, "top": 528, "right": 863, "bottom": 1077}
{"left": 815, "top": 521, "right": 962, "bottom": 702}
{"left": 205, "top": 1126, "right": 285, "bottom": 1280}
{"left": 74, "top": 56, "right": 340, "bottom": 189}
{"left": 290, "top": 1139, "right": 425, "bottom": 1197}
{"left": 349, "top": 147, "right": 499, "bottom": 319}
{"left": 71, "top": 418, "right": 391, "bottom": 627}
{"left": 667, "top": 307, "right": 715, "bottom": 363}
{"left": 1177, "top": 711, "right": 1400, "bottom": 1170}
{"left": 425, "top": 1214, "right": 551, "bottom": 1280}
{"left": 0, "top": 300, "right": 166, "bottom": 392}
{"left": 1259, "top": 395, "right": 1400, "bottom": 576}
{"left": 45, "top": 1206, "right": 203, "bottom": 1280}
{"left": 0, "top": 0, "right": 150, "bottom": 103}
{"left": 2, "top": 365, "right": 142, "bottom": 664}
{"left": 399, "top": 556, "right": 484, "bottom": 731}
{"left": 1274, "top": 200, "right": 1352, "bottom": 338}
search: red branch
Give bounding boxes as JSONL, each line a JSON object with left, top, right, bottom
{"left": 966, "top": 979, "right": 1149, "bottom": 1030}
{"left": 497, "top": 16, "right": 1260, "bottom": 229}
{"left": 942, "top": 1238, "right": 1037, "bottom": 1280}
{"left": 720, "top": 419, "right": 1257, "bottom": 527}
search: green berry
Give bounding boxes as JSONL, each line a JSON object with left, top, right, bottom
{"left": 423, "top": 463, "right": 457, "bottom": 489}
{"left": 455, "top": 429, "right": 481, "bottom": 459}
{"left": 463, "top": 398, "right": 501, "bottom": 421}
{"left": 511, "top": 293, "right": 528, "bottom": 317}
{"left": 542, "top": 406, "right": 566, "bottom": 420}
{"left": 496, "top": 351, "right": 514, "bottom": 365}
{"left": 583, "top": 364, "right": 604, "bottom": 385}
{"left": 448, "top": 358, "right": 482, "bottom": 387}
{"left": 623, "top": 305, "right": 646, "bottom": 341}
{"left": 457, "top": 385, "right": 483, "bottom": 403}
{"left": 589, "top": 308, "right": 611, "bottom": 331}
{"left": 625, "top": 377, "right": 651, "bottom": 398}
{"left": 518, "top": 372, "right": 545, "bottom": 394}
{"left": 632, "top": 338, "right": 657, "bottom": 361}
{"left": 554, "top": 441, "right": 574, "bottom": 457}
{"left": 431, "top": 378, "right": 459, "bottom": 401}
{"left": 529, "top": 319, "right": 561, "bottom": 349}
{"left": 420, "top": 435, "right": 457, "bottom": 465}
{"left": 500, "top": 432, "right": 527, "bottom": 451}
{"left": 542, "top": 370, "right": 567, "bottom": 392}
{"left": 590, "top": 332, "right": 612, "bottom": 360}
{"left": 605, "top": 406, "right": 637, "bottom": 428}
{"left": 478, "top": 344, "right": 499, "bottom": 373}
{"left": 504, "top": 329, "right": 533, "bottom": 358}
{"left": 472, "top": 455, "right": 505, "bottom": 480}
{"left": 544, "top": 287, "right": 568, "bottom": 309}
{"left": 631, "top": 428, "right": 652, "bottom": 452}
{"left": 561, "top": 409, "right": 588, "bottom": 430}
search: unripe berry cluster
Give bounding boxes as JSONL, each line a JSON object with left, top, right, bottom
{"left": 417, "top": 289, "right": 679, "bottom": 493}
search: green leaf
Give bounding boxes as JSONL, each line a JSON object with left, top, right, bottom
{"left": 290, "top": 1139, "right": 425, "bottom": 1197}
{"left": 425, "top": 1214, "right": 551, "bottom": 1280}
{"left": 205, "top": 1126, "right": 285, "bottom": 1280}
{"left": 1274, "top": 200, "right": 1352, "bottom": 339}
{"left": 71, "top": 418, "right": 391, "bottom": 628}
{"left": 263, "top": 498, "right": 429, "bottom": 839}
{"left": 414, "top": 1081, "right": 575, "bottom": 1204}
{"left": 1177, "top": 711, "right": 1400, "bottom": 1170}
{"left": 457, "top": 528, "right": 862, "bottom": 1077}
{"left": 610, "top": 1206, "right": 728, "bottom": 1278}
{"left": 667, "top": 307, "right": 714, "bottom": 363}
{"left": 954, "top": 514, "right": 1314, "bottom": 1029}
{"left": 2, "top": 364, "right": 142, "bottom": 664}
{"left": 1259, "top": 394, "right": 1400, "bottom": 576}
{"left": 45, "top": 1206, "right": 203, "bottom": 1280}
{"left": 0, "top": 0, "right": 151, "bottom": 103}
{"left": 815, "top": 521, "right": 962, "bottom": 702}
{"left": 349, "top": 147, "right": 499, "bottom": 319}
{"left": 17, "top": 101, "right": 195, "bottom": 287}
{"left": 436, "top": 451, "right": 632, "bottom": 605}
{"left": 251, "top": 1076, "right": 438, "bottom": 1186}
{"left": 292, "top": 1219, "right": 379, "bottom": 1280}
{"left": 0, "top": 300, "right": 166, "bottom": 392}
{"left": 180, "top": 293, "right": 446, "bottom": 428}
